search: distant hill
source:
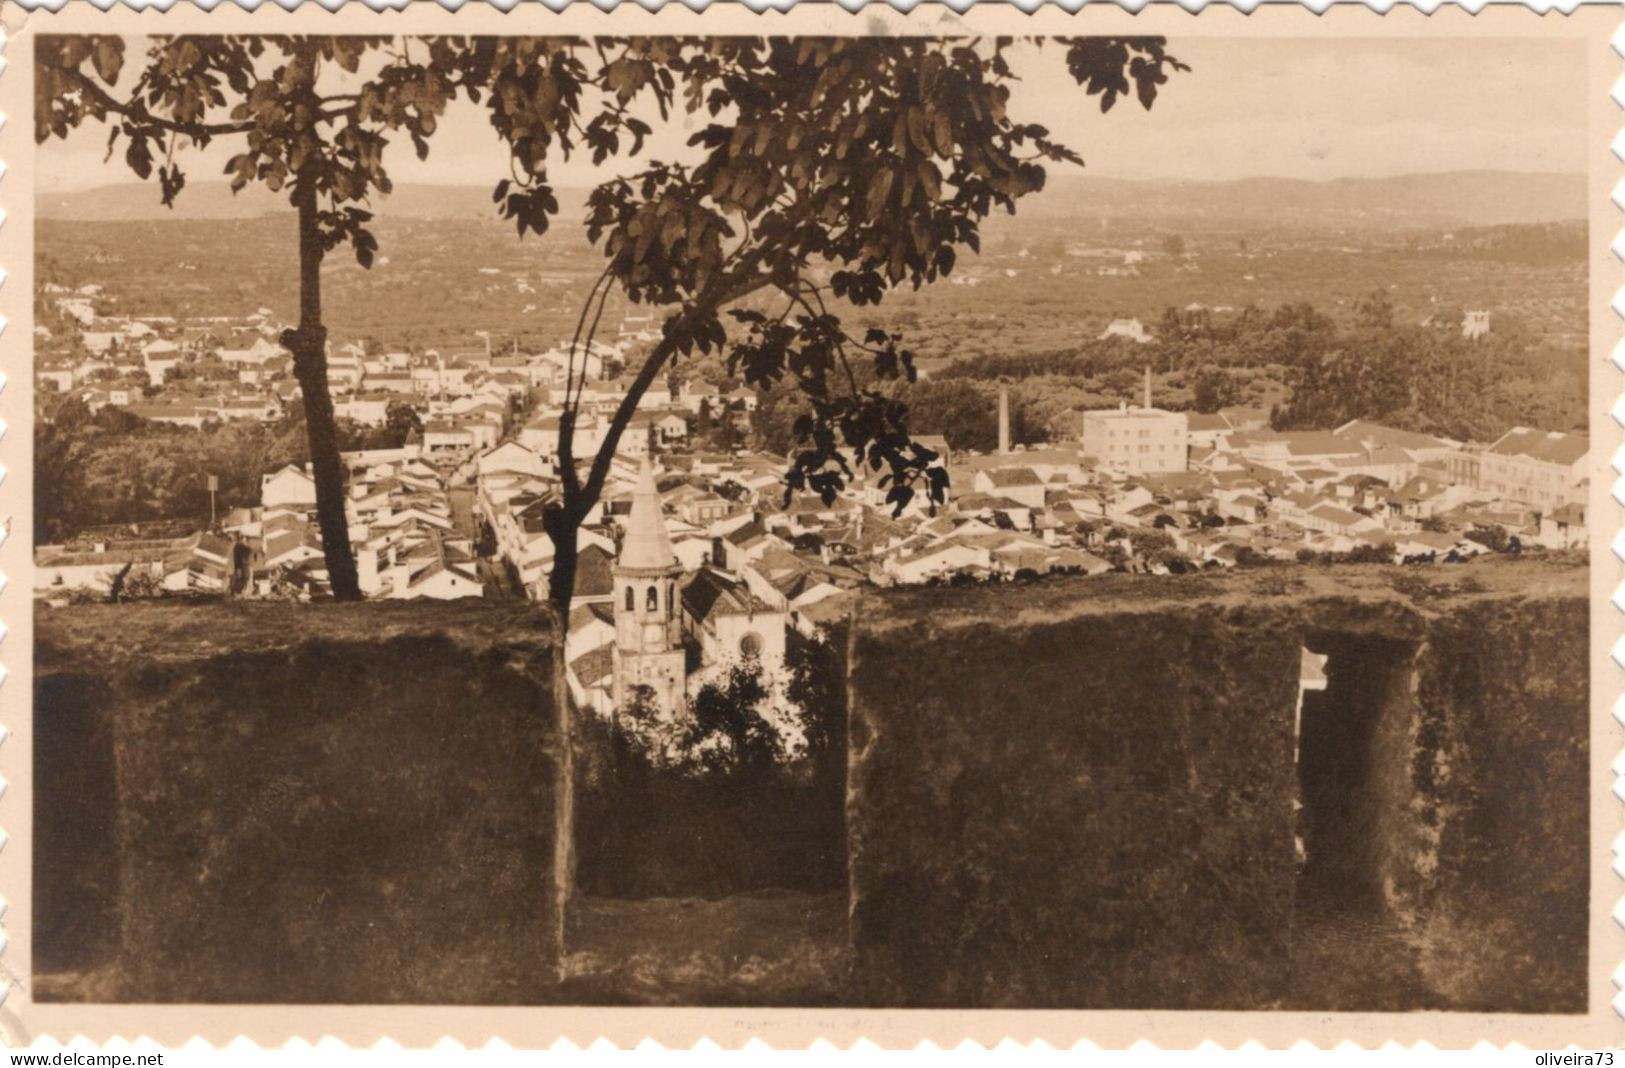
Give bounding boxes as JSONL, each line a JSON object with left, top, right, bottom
{"left": 42, "top": 169, "right": 1583, "bottom": 230}
{"left": 1027, "top": 170, "right": 1586, "bottom": 230}
{"left": 39, "top": 181, "right": 594, "bottom": 224}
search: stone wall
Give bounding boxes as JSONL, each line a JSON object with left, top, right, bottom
{"left": 845, "top": 562, "right": 1589, "bottom": 1011}
{"left": 33, "top": 560, "right": 1589, "bottom": 1010}
{"left": 1406, "top": 595, "right": 1590, "bottom": 1012}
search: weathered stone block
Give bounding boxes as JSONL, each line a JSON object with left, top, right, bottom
{"left": 846, "top": 564, "right": 1589, "bottom": 1011}
{"left": 847, "top": 588, "right": 1301, "bottom": 1008}
{"left": 1407, "top": 595, "right": 1589, "bottom": 1012}
{"left": 35, "top": 601, "right": 560, "bottom": 1003}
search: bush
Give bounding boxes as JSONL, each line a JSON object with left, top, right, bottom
{"left": 1128, "top": 529, "right": 1174, "bottom": 558}
{"left": 114, "top": 567, "right": 165, "bottom": 601}
{"left": 1324, "top": 543, "right": 1392, "bottom": 565}
{"left": 574, "top": 637, "right": 847, "bottom": 899}
{"left": 1464, "top": 524, "right": 1509, "bottom": 553}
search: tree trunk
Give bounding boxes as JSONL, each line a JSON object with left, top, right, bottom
{"left": 541, "top": 503, "right": 579, "bottom": 975}
{"left": 284, "top": 178, "right": 361, "bottom": 602}
{"left": 538, "top": 308, "right": 715, "bottom": 968}
{"left": 544, "top": 507, "right": 580, "bottom": 622}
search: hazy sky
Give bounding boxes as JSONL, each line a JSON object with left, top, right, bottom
{"left": 37, "top": 35, "right": 1588, "bottom": 194}
{"left": 1009, "top": 36, "right": 1588, "bottom": 181}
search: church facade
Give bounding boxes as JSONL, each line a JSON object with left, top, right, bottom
{"left": 606, "top": 459, "right": 790, "bottom": 719}
{"left": 610, "top": 460, "right": 690, "bottom": 716}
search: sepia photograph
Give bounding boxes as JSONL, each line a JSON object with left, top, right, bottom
{"left": 11, "top": 2, "right": 1615, "bottom": 1047}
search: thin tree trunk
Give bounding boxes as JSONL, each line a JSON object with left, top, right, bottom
{"left": 544, "top": 510, "right": 580, "bottom": 622}
{"left": 285, "top": 176, "right": 361, "bottom": 602}
{"left": 537, "top": 295, "right": 744, "bottom": 971}
{"left": 538, "top": 334, "right": 664, "bottom": 971}
{"left": 542, "top": 506, "right": 578, "bottom": 976}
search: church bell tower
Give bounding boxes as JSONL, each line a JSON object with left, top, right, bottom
{"left": 612, "top": 458, "right": 686, "bottom": 716}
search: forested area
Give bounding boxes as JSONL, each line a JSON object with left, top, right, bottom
{"left": 34, "top": 397, "right": 416, "bottom": 543}
{"left": 1406, "top": 221, "right": 1587, "bottom": 266}
{"left": 752, "top": 289, "right": 1586, "bottom": 454}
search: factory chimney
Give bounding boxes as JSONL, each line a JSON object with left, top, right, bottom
{"left": 1143, "top": 366, "right": 1153, "bottom": 411}
{"left": 998, "top": 385, "right": 1011, "bottom": 455}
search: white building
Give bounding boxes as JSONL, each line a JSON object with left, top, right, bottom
{"left": 1099, "top": 318, "right": 1153, "bottom": 344}
{"left": 1080, "top": 368, "right": 1188, "bottom": 476}
{"left": 335, "top": 394, "right": 392, "bottom": 427}
{"left": 423, "top": 420, "right": 475, "bottom": 453}
{"left": 971, "top": 467, "right": 1047, "bottom": 510}
{"left": 476, "top": 441, "right": 550, "bottom": 480}
{"left": 262, "top": 464, "right": 318, "bottom": 510}
{"left": 1478, "top": 427, "right": 1588, "bottom": 511}
{"left": 1081, "top": 404, "right": 1189, "bottom": 476}
{"left": 520, "top": 413, "right": 607, "bottom": 460}
{"left": 142, "top": 340, "right": 182, "bottom": 387}
{"left": 883, "top": 539, "right": 992, "bottom": 584}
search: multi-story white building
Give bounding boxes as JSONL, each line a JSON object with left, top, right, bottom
{"left": 1081, "top": 404, "right": 1190, "bottom": 476}
{"left": 1478, "top": 427, "right": 1588, "bottom": 511}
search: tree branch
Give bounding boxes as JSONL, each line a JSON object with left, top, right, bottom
{"left": 571, "top": 268, "right": 777, "bottom": 516}
{"left": 56, "top": 65, "right": 358, "bottom": 142}
{"left": 782, "top": 280, "right": 862, "bottom": 398}
{"left": 58, "top": 67, "right": 257, "bottom": 137}
{"left": 556, "top": 266, "right": 615, "bottom": 498}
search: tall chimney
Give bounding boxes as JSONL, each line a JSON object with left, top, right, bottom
{"left": 1143, "top": 366, "right": 1153, "bottom": 411}
{"left": 998, "top": 385, "right": 1011, "bottom": 455}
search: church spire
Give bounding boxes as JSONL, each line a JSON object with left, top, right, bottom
{"left": 618, "top": 457, "right": 677, "bottom": 572}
